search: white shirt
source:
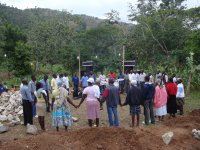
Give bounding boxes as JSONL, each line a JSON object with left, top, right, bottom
{"left": 128, "top": 73, "right": 133, "bottom": 81}
{"left": 63, "top": 76, "right": 69, "bottom": 89}
{"left": 176, "top": 83, "right": 185, "bottom": 98}
{"left": 139, "top": 73, "right": 146, "bottom": 82}
{"left": 132, "top": 73, "right": 137, "bottom": 81}
{"left": 136, "top": 73, "right": 140, "bottom": 82}
{"left": 165, "top": 75, "right": 168, "bottom": 83}
{"left": 150, "top": 75, "right": 154, "bottom": 83}
{"left": 173, "top": 77, "right": 177, "bottom": 83}
{"left": 99, "top": 74, "right": 106, "bottom": 86}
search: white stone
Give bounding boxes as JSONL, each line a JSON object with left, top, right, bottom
{"left": 162, "top": 132, "right": 174, "bottom": 145}
{"left": 0, "top": 115, "right": 7, "bottom": 121}
{"left": 192, "top": 129, "right": 197, "bottom": 134}
{"left": 26, "top": 125, "right": 38, "bottom": 135}
{"left": 0, "top": 125, "right": 9, "bottom": 133}
{"left": 17, "top": 109, "right": 23, "bottom": 115}
{"left": 7, "top": 114, "right": 13, "bottom": 121}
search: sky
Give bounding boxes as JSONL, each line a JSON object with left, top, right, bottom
{"left": 0, "top": 0, "right": 200, "bottom": 23}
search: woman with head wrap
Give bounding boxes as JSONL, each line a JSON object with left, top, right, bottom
{"left": 154, "top": 79, "right": 167, "bottom": 121}
{"left": 34, "top": 82, "right": 48, "bottom": 130}
{"left": 52, "top": 81, "right": 78, "bottom": 131}
{"left": 78, "top": 78, "right": 101, "bottom": 127}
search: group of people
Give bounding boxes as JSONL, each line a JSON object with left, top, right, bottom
{"left": 20, "top": 74, "right": 77, "bottom": 131}
{"left": 19, "top": 69, "right": 185, "bottom": 131}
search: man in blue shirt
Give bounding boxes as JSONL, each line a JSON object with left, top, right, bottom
{"left": 81, "top": 72, "right": 88, "bottom": 89}
{"left": 20, "top": 78, "right": 33, "bottom": 126}
{"left": 40, "top": 75, "right": 51, "bottom": 112}
{"left": 29, "top": 75, "right": 37, "bottom": 117}
{"left": 72, "top": 74, "right": 79, "bottom": 98}
{"left": 143, "top": 75, "right": 155, "bottom": 125}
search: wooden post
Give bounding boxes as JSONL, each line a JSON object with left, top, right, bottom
{"left": 78, "top": 50, "right": 81, "bottom": 80}
{"left": 122, "top": 45, "right": 125, "bottom": 74}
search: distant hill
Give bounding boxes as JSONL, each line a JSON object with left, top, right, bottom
{"left": 0, "top": 3, "right": 132, "bottom": 31}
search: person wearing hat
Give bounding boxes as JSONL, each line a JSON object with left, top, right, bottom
{"left": 20, "top": 78, "right": 34, "bottom": 126}
{"left": 52, "top": 81, "right": 78, "bottom": 131}
{"left": 122, "top": 80, "right": 142, "bottom": 127}
{"left": 78, "top": 78, "right": 100, "bottom": 127}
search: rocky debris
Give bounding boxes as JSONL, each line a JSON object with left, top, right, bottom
{"left": 26, "top": 125, "right": 38, "bottom": 135}
{"left": 0, "top": 125, "right": 9, "bottom": 133}
{"left": 162, "top": 132, "right": 174, "bottom": 145}
{"left": 192, "top": 129, "right": 200, "bottom": 140}
{"left": 8, "top": 120, "right": 20, "bottom": 127}
{"left": 0, "top": 91, "right": 22, "bottom": 123}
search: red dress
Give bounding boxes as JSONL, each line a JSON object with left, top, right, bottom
{"left": 166, "top": 82, "right": 177, "bottom": 114}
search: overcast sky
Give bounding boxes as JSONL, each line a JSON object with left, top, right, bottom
{"left": 0, "top": 0, "right": 199, "bottom": 22}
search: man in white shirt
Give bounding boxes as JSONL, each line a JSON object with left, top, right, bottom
{"left": 176, "top": 78, "right": 185, "bottom": 115}
{"left": 139, "top": 70, "right": 146, "bottom": 85}
{"left": 128, "top": 70, "right": 133, "bottom": 81}
{"left": 63, "top": 73, "right": 70, "bottom": 91}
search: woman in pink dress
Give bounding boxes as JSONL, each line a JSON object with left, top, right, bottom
{"left": 78, "top": 78, "right": 100, "bottom": 127}
{"left": 154, "top": 79, "right": 168, "bottom": 121}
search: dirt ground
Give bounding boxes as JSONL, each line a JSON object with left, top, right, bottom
{"left": 0, "top": 95, "right": 200, "bottom": 150}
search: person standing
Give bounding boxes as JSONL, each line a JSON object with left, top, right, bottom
{"left": 52, "top": 81, "right": 77, "bottom": 131}
{"left": 72, "top": 74, "right": 79, "bottom": 98}
{"left": 20, "top": 79, "right": 34, "bottom": 126}
{"left": 118, "top": 71, "right": 125, "bottom": 94}
{"left": 166, "top": 77, "right": 178, "bottom": 117}
{"left": 143, "top": 76, "right": 155, "bottom": 125}
{"left": 28, "top": 75, "right": 37, "bottom": 118}
{"left": 34, "top": 82, "right": 48, "bottom": 131}
{"left": 40, "top": 75, "right": 51, "bottom": 112}
{"left": 89, "top": 71, "right": 96, "bottom": 82}
{"left": 78, "top": 78, "right": 100, "bottom": 127}
{"left": 122, "top": 80, "right": 142, "bottom": 127}
{"left": 63, "top": 73, "right": 70, "bottom": 91}
{"left": 154, "top": 79, "right": 167, "bottom": 121}
{"left": 51, "top": 74, "right": 58, "bottom": 111}
{"left": 81, "top": 72, "right": 89, "bottom": 89}
{"left": 176, "top": 78, "right": 185, "bottom": 115}
{"left": 139, "top": 70, "right": 146, "bottom": 86}
{"left": 124, "top": 70, "right": 130, "bottom": 94}
{"left": 103, "top": 78, "right": 121, "bottom": 127}
{"left": 99, "top": 71, "right": 106, "bottom": 95}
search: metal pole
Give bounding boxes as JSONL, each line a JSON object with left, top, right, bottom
{"left": 122, "top": 45, "right": 125, "bottom": 74}
{"left": 79, "top": 50, "right": 81, "bottom": 80}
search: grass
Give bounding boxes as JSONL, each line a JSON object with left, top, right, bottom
{"left": 185, "top": 90, "right": 200, "bottom": 113}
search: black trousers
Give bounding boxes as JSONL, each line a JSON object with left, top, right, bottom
{"left": 22, "top": 100, "right": 33, "bottom": 126}
{"left": 73, "top": 85, "right": 78, "bottom": 97}
{"left": 45, "top": 90, "right": 50, "bottom": 112}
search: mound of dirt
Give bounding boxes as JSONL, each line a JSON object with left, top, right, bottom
{"left": 1, "top": 125, "right": 200, "bottom": 150}
{"left": 1, "top": 110, "right": 200, "bottom": 150}
{"left": 189, "top": 109, "right": 200, "bottom": 116}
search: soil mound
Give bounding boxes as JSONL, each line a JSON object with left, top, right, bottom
{"left": 1, "top": 126, "right": 200, "bottom": 150}
{"left": 189, "top": 109, "right": 200, "bottom": 116}
{"left": 1, "top": 110, "right": 200, "bottom": 150}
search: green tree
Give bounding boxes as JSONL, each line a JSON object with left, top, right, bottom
{"left": 13, "top": 42, "right": 32, "bottom": 76}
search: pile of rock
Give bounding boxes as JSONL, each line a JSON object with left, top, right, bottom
{"left": 0, "top": 91, "right": 22, "bottom": 124}
{"left": 192, "top": 129, "right": 200, "bottom": 140}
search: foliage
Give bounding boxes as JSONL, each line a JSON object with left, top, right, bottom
{"left": 13, "top": 42, "right": 32, "bottom": 77}
{"left": 0, "top": 2, "right": 200, "bottom": 89}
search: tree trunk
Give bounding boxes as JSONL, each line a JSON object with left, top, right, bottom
{"left": 186, "top": 71, "right": 193, "bottom": 95}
